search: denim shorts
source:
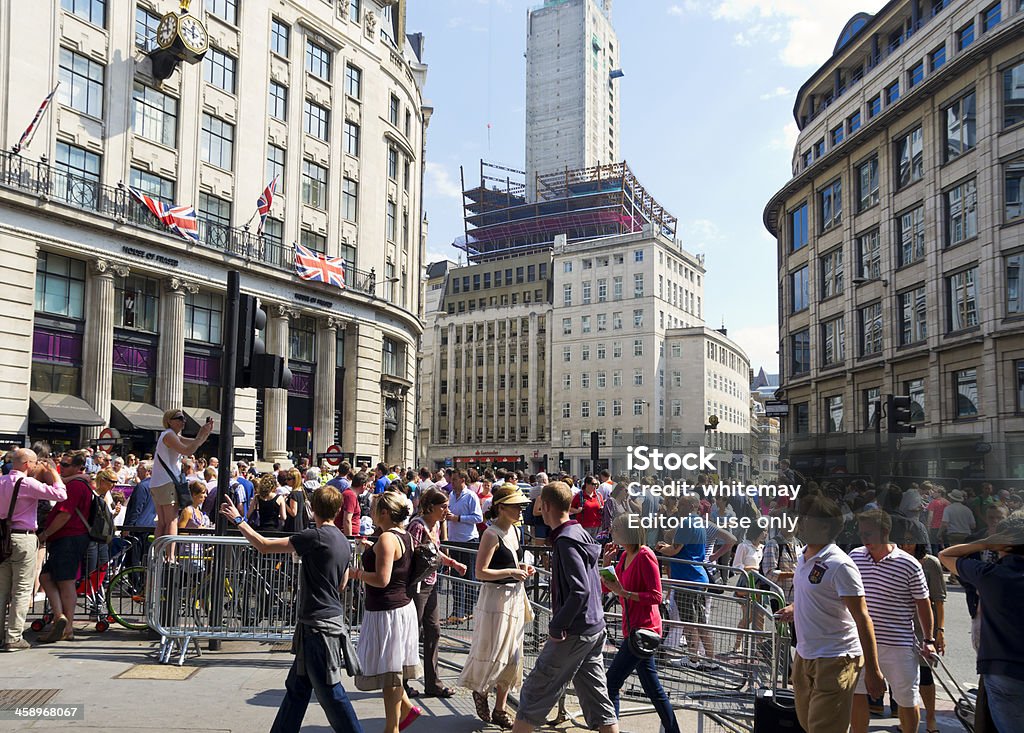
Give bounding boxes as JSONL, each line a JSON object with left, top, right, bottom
{"left": 42, "top": 534, "right": 90, "bottom": 582}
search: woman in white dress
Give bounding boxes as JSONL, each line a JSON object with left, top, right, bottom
{"left": 350, "top": 491, "right": 423, "bottom": 733}
{"left": 458, "top": 484, "right": 534, "bottom": 729}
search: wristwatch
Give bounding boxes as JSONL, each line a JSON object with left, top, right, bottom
{"left": 233, "top": 516, "right": 246, "bottom": 526}
{"left": 923, "top": 638, "right": 936, "bottom": 644}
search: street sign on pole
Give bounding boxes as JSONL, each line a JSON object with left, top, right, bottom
{"left": 322, "top": 445, "right": 343, "bottom": 467}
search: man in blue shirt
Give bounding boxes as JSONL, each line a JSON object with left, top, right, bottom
{"left": 123, "top": 461, "right": 156, "bottom": 567}
{"left": 444, "top": 469, "right": 483, "bottom": 623}
{"left": 372, "top": 463, "right": 389, "bottom": 494}
{"left": 656, "top": 494, "right": 718, "bottom": 670}
{"left": 235, "top": 462, "right": 254, "bottom": 516}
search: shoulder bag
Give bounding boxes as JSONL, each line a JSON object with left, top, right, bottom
{"left": 406, "top": 520, "right": 440, "bottom": 590}
{"left": 622, "top": 580, "right": 661, "bottom": 658}
{"left": 157, "top": 454, "right": 192, "bottom": 509}
{"left": 0, "top": 478, "right": 25, "bottom": 563}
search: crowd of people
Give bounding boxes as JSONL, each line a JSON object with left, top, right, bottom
{"left": 3, "top": 429, "right": 1023, "bottom": 733}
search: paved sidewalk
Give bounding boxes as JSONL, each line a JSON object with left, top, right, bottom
{"left": 0, "top": 625, "right": 971, "bottom": 732}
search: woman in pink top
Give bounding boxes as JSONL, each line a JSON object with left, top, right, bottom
{"left": 926, "top": 487, "right": 950, "bottom": 550}
{"left": 601, "top": 513, "right": 680, "bottom": 733}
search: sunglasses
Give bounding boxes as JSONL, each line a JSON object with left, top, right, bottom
{"left": 60, "top": 462, "right": 72, "bottom": 468}
{"left": 171, "top": 415, "right": 186, "bottom": 421}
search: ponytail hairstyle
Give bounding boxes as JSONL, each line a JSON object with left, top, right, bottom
{"left": 373, "top": 490, "right": 411, "bottom": 525}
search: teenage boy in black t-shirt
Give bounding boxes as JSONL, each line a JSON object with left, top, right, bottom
{"left": 222, "top": 486, "right": 363, "bottom": 733}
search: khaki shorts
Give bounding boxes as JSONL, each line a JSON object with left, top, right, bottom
{"left": 151, "top": 481, "right": 177, "bottom": 507}
{"left": 793, "top": 653, "right": 863, "bottom": 733}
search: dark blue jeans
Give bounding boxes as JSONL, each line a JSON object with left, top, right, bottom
{"left": 450, "top": 544, "right": 478, "bottom": 618}
{"left": 270, "top": 628, "right": 363, "bottom": 733}
{"left": 605, "top": 637, "right": 680, "bottom": 733}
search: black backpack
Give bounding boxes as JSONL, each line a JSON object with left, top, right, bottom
{"left": 76, "top": 490, "right": 115, "bottom": 544}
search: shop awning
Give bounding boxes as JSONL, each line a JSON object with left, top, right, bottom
{"left": 184, "top": 407, "right": 244, "bottom": 438}
{"left": 110, "top": 400, "right": 166, "bottom": 432}
{"left": 29, "top": 391, "right": 105, "bottom": 427}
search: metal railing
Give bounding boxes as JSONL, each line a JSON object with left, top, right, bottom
{"left": 0, "top": 149, "right": 378, "bottom": 294}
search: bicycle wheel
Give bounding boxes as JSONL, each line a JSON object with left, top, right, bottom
{"left": 106, "top": 565, "right": 149, "bottom": 630}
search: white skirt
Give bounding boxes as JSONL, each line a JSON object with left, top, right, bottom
{"left": 355, "top": 601, "right": 422, "bottom": 691}
{"left": 458, "top": 582, "right": 527, "bottom": 693}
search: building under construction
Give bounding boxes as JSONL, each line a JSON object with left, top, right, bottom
{"left": 456, "top": 160, "right": 678, "bottom": 263}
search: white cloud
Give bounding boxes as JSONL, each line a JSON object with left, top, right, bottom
{"left": 759, "top": 85, "right": 791, "bottom": 100}
{"left": 767, "top": 120, "right": 799, "bottom": 150}
{"left": 667, "top": 0, "right": 702, "bottom": 15}
{"left": 681, "top": 218, "right": 723, "bottom": 252}
{"left": 704, "top": 0, "right": 889, "bottom": 67}
{"left": 728, "top": 324, "right": 780, "bottom": 375}
{"left": 424, "top": 162, "right": 462, "bottom": 200}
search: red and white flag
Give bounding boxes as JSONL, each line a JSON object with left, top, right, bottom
{"left": 128, "top": 187, "right": 199, "bottom": 243}
{"left": 256, "top": 176, "right": 278, "bottom": 234}
{"left": 12, "top": 83, "right": 59, "bottom": 155}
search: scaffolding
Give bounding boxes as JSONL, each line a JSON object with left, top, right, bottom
{"left": 456, "top": 160, "right": 677, "bottom": 263}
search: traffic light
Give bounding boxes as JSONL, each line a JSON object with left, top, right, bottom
{"left": 886, "top": 394, "right": 916, "bottom": 434}
{"left": 590, "top": 430, "right": 600, "bottom": 466}
{"left": 236, "top": 295, "right": 292, "bottom": 390}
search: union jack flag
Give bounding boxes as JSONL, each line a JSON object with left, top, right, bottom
{"left": 12, "top": 83, "right": 59, "bottom": 155}
{"left": 127, "top": 187, "right": 199, "bottom": 243}
{"left": 256, "top": 176, "right": 278, "bottom": 234}
{"left": 294, "top": 242, "right": 346, "bottom": 289}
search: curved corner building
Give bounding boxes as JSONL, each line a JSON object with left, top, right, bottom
{"left": 0, "top": 0, "right": 428, "bottom": 466}
{"left": 763, "top": 0, "right": 1024, "bottom": 476}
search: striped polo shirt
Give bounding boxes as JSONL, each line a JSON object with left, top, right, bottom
{"left": 850, "top": 545, "right": 928, "bottom": 647}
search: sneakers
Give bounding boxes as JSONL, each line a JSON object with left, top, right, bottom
{"left": 3, "top": 639, "right": 31, "bottom": 652}
{"left": 669, "top": 657, "right": 720, "bottom": 671}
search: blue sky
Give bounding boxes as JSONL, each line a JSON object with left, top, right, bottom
{"left": 408, "top": 0, "right": 888, "bottom": 373}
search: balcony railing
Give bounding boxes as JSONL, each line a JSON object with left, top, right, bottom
{"left": 0, "top": 150, "right": 377, "bottom": 295}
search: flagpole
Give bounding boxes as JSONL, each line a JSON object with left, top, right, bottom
{"left": 11, "top": 82, "right": 59, "bottom": 157}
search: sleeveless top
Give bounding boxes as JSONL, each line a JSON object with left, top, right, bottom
{"left": 287, "top": 489, "right": 307, "bottom": 533}
{"left": 363, "top": 529, "right": 413, "bottom": 611}
{"left": 150, "top": 429, "right": 183, "bottom": 487}
{"left": 485, "top": 524, "right": 521, "bottom": 585}
{"left": 257, "top": 496, "right": 283, "bottom": 530}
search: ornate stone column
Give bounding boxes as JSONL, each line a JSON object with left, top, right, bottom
{"left": 263, "top": 304, "right": 294, "bottom": 463}
{"left": 81, "top": 259, "right": 126, "bottom": 442}
{"left": 313, "top": 317, "right": 341, "bottom": 457}
{"left": 156, "top": 277, "right": 196, "bottom": 411}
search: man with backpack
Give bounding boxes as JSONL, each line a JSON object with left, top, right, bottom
{"left": 37, "top": 450, "right": 96, "bottom": 644}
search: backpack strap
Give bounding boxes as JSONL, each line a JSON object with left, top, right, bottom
{"left": 3, "top": 478, "right": 24, "bottom": 521}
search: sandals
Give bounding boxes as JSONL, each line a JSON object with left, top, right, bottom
{"left": 492, "top": 709, "right": 514, "bottom": 729}
{"left": 472, "top": 691, "right": 491, "bottom": 723}
{"left": 424, "top": 686, "right": 456, "bottom": 699}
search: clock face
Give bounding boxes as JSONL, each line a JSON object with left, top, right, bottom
{"left": 156, "top": 14, "right": 178, "bottom": 49}
{"left": 179, "top": 16, "right": 209, "bottom": 54}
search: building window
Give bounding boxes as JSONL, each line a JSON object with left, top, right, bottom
{"left": 791, "top": 266, "right": 809, "bottom": 312}
{"left": 944, "top": 91, "right": 976, "bottom": 161}
{"left": 820, "top": 179, "right": 842, "bottom": 231}
{"left": 61, "top": 0, "right": 104, "bottom": 27}
{"left": 58, "top": 48, "right": 103, "bottom": 118}
{"left": 345, "top": 63, "right": 362, "bottom": 99}
{"left": 385, "top": 200, "right": 397, "bottom": 242}
{"left": 814, "top": 139, "right": 825, "bottom": 158}
{"left": 562, "top": 317, "right": 572, "bottom": 336}
{"left": 1007, "top": 159, "right": 1024, "bottom": 222}
{"left": 790, "top": 329, "right": 810, "bottom": 375}
{"left": 405, "top": 109, "right": 412, "bottom": 137}
{"left": 387, "top": 147, "right": 398, "bottom": 180}
{"left": 633, "top": 338, "right": 643, "bottom": 357}
{"left": 54, "top": 142, "right": 100, "bottom": 206}
{"left": 581, "top": 316, "right": 592, "bottom": 334}
{"left": 895, "top": 127, "right": 923, "bottom": 188}
{"left": 634, "top": 273, "right": 644, "bottom": 297}
{"left": 983, "top": 2, "right": 1001, "bottom": 31}
{"left": 266, "top": 144, "right": 285, "bottom": 193}
{"left": 598, "top": 279, "right": 607, "bottom": 302}
{"left": 885, "top": 79, "right": 900, "bottom": 105}
{"left": 389, "top": 94, "right": 400, "bottom": 125}
{"left": 203, "top": 47, "right": 236, "bottom": 93}
{"left": 930, "top": 43, "right": 946, "bottom": 71}
{"left": 790, "top": 202, "right": 809, "bottom": 251}
{"left": 825, "top": 395, "right": 844, "bottom": 432}
{"left": 848, "top": 110, "right": 861, "bottom": 134}
{"left": 791, "top": 402, "right": 809, "bottom": 434}
{"left": 198, "top": 192, "right": 231, "bottom": 244}
{"left": 349, "top": 0, "right": 360, "bottom": 23}
{"left": 634, "top": 249, "right": 644, "bottom": 262}
{"left": 342, "top": 177, "right": 358, "bottom": 221}
{"left": 206, "top": 0, "right": 237, "bottom": 24}
{"left": 897, "top": 205, "right": 925, "bottom": 266}
{"left": 270, "top": 17, "right": 290, "bottom": 56}
{"left": 633, "top": 399, "right": 644, "bottom": 416}
{"left": 344, "top": 120, "right": 360, "bottom": 156}
{"left": 289, "top": 316, "right": 317, "bottom": 363}
{"left": 831, "top": 124, "right": 844, "bottom": 146}
{"left": 135, "top": 6, "right": 160, "bottom": 50}
{"left": 305, "top": 40, "right": 332, "bottom": 81}
{"left": 864, "top": 387, "right": 881, "bottom": 430}
{"left": 303, "top": 100, "right": 330, "bottom": 141}
{"left": 129, "top": 83, "right": 176, "bottom": 149}
{"left": 1007, "top": 254, "right": 1024, "bottom": 314}
{"left": 909, "top": 61, "right": 924, "bottom": 88}
{"left": 859, "top": 303, "right": 883, "bottom": 356}
{"left": 35, "top": 251, "right": 86, "bottom": 319}
{"left": 947, "top": 267, "right": 978, "bottom": 331}
{"left": 301, "top": 160, "right": 328, "bottom": 209}
{"left": 633, "top": 309, "right": 644, "bottom": 328}
{"left": 857, "top": 229, "right": 881, "bottom": 279}
{"left": 268, "top": 81, "right": 288, "bottom": 120}
{"left": 184, "top": 291, "right": 223, "bottom": 344}
{"left": 957, "top": 21, "right": 975, "bottom": 51}
{"left": 954, "top": 368, "right": 978, "bottom": 417}
{"left": 1005, "top": 61, "right": 1024, "bottom": 128}
{"left": 822, "top": 317, "right": 845, "bottom": 366}
{"left": 1016, "top": 362, "right": 1024, "bottom": 412}
{"left": 868, "top": 95, "right": 881, "bottom": 119}
{"left": 300, "top": 229, "right": 327, "bottom": 254}
{"left": 902, "top": 377, "right": 925, "bottom": 422}
{"left": 821, "top": 248, "right": 843, "bottom": 299}
{"left": 946, "top": 179, "right": 978, "bottom": 246}
{"left": 382, "top": 338, "right": 401, "bottom": 377}
{"left": 857, "top": 157, "right": 879, "bottom": 211}
{"left": 200, "top": 113, "right": 234, "bottom": 170}
{"left": 130, "top": 167, "right": 174, "bottom": 201}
